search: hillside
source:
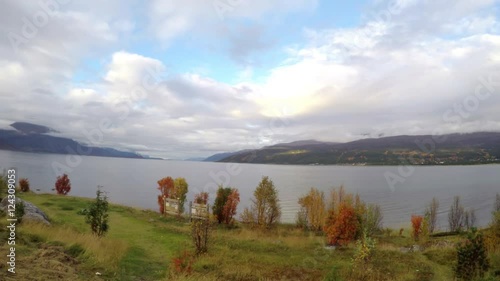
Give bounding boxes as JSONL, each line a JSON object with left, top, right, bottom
{"left": 214, "top": 132, "right": 500, "bottom": 165}
{"left": 2, "top": 193, "right": 498, "bottom": 280}
{"left": 0, "top": 122, "right": 145, "bottom": 159}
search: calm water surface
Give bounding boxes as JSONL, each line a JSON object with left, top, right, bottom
{"left": 0, "top": 150, "right": 498, "bottom": 229}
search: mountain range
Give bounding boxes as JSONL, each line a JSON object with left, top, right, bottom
{"left": 207, "top": 132, "right": 500, "bottom": 165}
{"left": 0, "top": 122, "right": 146, "bottom": 159}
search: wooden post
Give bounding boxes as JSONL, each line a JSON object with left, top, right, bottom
{"left": 189, "top": 201, "right": 193, "bottom": 222}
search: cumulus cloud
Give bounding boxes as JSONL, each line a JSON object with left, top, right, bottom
{"left": 0, "top": 0, "right": 499, "bottom": 159}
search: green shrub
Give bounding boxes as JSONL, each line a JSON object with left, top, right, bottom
{"left": 454, "top": 228, "right": 490, "bottom": 280}
{"left": 353, "top": 230, "right": 376, "bottom": 264}
{"left": 85, "top": 188, "right": 109, "bottom": 237}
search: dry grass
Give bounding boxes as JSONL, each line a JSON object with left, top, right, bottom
{"left": 19, "top": 221, "right": 128, "bottom": 269}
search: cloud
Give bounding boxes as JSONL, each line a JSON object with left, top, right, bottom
{"left": 147, "top": 0, "right": 317, "bottom": 64}
{"left": 0, "top": 0, "right": 499, "bottom": 159}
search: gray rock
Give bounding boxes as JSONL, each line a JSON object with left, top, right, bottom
{"left": 22, "top": 212, "right": 51, "bottom": 225}
{"left": 0, "top": 197, "right": 51, "bottom": 225}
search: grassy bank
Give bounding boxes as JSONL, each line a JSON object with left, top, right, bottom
{"left": 0, "top": 193, "right": 499, "bottom": 280}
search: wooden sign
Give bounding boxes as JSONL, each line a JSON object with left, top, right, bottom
{"left": 164, "top": 198, "right": 179, "bottom": 216}
{"left": 190, "top": 201, "right": 209, "bottom": 220}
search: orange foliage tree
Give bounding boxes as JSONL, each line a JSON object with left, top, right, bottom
{"left": 222, "top": 189, "right": 240, "bottom": 225}
{"left": 321, "top": 185, "right": 375, "bottom": 246}
{"left": 157, "top": 177, "right": 174, "bottom": 214}
{"left": 411, "top": 215, "right": 424, "bottom": 241}
{"left": 324, "top": 202, "right": 359, "bottom": 246}
{"left": 55, "top": 174, "right": 71, "bottom": 195}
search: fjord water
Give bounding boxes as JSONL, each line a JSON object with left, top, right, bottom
{"left": 0, "top": 149, "right": 498, "bottom": 229}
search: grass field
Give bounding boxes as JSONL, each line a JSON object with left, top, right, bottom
{"left": 0, "top": 193, "right": 499, "bottom": 280}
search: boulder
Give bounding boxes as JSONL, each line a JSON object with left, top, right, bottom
{"left": 22, "top": 212, "right": 51, "bottom": 225}
{"left": 0, "top": 197, "right": 51, "bottom": 225}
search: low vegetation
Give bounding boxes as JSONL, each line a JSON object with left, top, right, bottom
{"left": 0, "top": 175, "right": 499, "bottom": 280}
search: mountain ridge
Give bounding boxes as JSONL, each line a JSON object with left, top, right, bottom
{"left": 0, "top": 122, "right": 146, "bottom": 159}
{"left": 208, "top": 132, "right": 500, "bottom": 165}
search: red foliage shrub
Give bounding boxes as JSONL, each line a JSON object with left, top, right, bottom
{"left": 55, "top": 174, "right": 71, "bottom": 195}
{"left": 324, "top": 202, "right": 359, "bottom": 246}
{"left": 19, "top": 178, "right": 30, "bottom": 192}
{"left": 411, "top": 215, "right": 423, "bottom": 241}
{"left": 170, "top": 250, "right": 194, "bottom": 276}
{"left": 194, "top": 192, "right": 209, "bottom": 205}
{"left": 222, "top": 189, "right": 240, "bottom": 225}
{"left": 157, "top": 177, "right": 175, "bottom": 214}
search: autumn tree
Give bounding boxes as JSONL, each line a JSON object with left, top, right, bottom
{"left": 297, "top": 187, "right": 326, "bottom": 232}
{"left": 411, "top": 215, "right": 423, "bottom": 241}
{"left": 174, "top": 177, "right": 189, "bottom": 214}
{"left": 157, "top": 177, "right": 174, "bottom": 214}
{"left": 449, "top": 196, "right": 465, "bottom": 232}
{"left": 363, "top": 204, "right": 383, "bottom": 237}
{"left": 241, "top": 176, "right": 281, "bottom": 228}
{"left": 19, "top": 178, "right": 30, "bottom": 192}
{"left": 213, "top": 186, "right": 232, "bottom": 224}
{"left": 324, "top": 202, "right": 359, "bottom": 246}
{"left": 213, "top": 186, "right": 240, "bottom": 225}
{"left": 464, "top": 208, "right": 476, "bottom": 231}
{"left": 323, "top": 185, "right": 373, "bottom": 245}
{"left": 425, "top": 197, "right": 439, "bottom": 233}
{"left": 222, "top": 189, "right": 240, "bottom": 225}
{"left": 194, "top": 192, "right": 209, "bottom": 205}
{"left": 55, "top": 174, "right": 71, "bottom": 195}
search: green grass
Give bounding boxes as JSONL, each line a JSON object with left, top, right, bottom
{"left": 0, "top": 193, "right": 498, "bottom": 280}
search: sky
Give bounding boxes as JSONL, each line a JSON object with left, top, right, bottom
{"left": 0, "top": 0, "right": 499, "bottom": 159}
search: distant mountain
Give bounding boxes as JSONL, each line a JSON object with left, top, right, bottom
{"left": 185, "top": 157, "right": 206, "bottom": 161}
{"left": 214, "top": 132, "right": 500, "bottom": 165}
{"left": 203, "top": 150, "right": 252, "bottom": 162}
{"left": 0, "top": 122, "right": 145, "bottom": 159}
